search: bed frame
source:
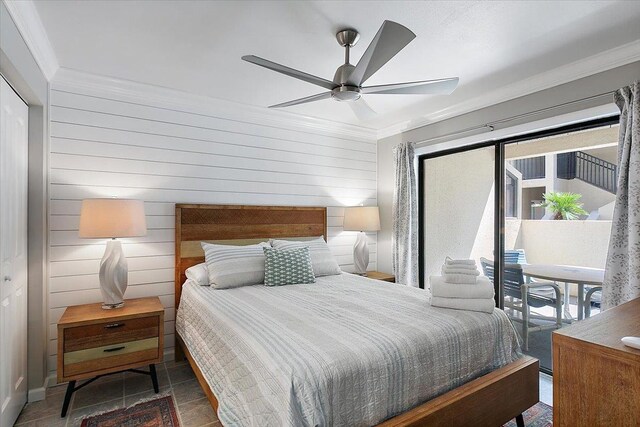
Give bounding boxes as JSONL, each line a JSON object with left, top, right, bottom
{"left": 174, "top": 204, "right": 539, "bottom": 426}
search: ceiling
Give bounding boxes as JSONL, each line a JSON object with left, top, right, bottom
{"left": 34, "top": 1, "right": 640, "bottom": 132}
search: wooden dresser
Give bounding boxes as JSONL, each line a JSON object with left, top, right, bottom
{"left": 552, "top": 297, "right": 640, "bottom": 426}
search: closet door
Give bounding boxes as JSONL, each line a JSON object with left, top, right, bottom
{"left": 0, "top": 76, "right": 29, "bottom": 427}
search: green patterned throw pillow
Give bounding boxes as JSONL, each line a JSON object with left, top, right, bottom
{"left": 263, "top": 247, "right": 315, "bottom": 286}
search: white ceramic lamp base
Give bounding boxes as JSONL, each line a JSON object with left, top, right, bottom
{"left": 99, "top": 239, "right": 128, "bottom": 309}
{"left": 353, "top": 231, "right": 369, "bottom": 275}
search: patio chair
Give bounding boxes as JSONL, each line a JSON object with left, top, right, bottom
{"left": 505, "top": 250, "right": 558, "bottom": 298}
{"left": 584, "top": 286, "right": 602, "bottom": 318}
{"left": 480, "top": 257, "right": 563, "bottom": 351}
{"left": 504, "top": 250, "right": 525, "bottom": 264}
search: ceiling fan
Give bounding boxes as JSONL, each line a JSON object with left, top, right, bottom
{"left": 242, "top": 20, "right": 459, "bottom": 120}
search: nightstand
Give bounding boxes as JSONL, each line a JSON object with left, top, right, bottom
{"left": 57, "top": 297, "right": 164, "bottom": 417}
{"left": 366, "top": 271, "right": 395, "bottom": 282}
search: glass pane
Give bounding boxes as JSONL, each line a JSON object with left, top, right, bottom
{"left": 423, "top": 146, "right": 495, "bottom": 288}
{"left": 504, "top": 124, "right": 617, "bottom": 373}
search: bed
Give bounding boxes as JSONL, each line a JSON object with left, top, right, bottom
{"left": 174, "top": 204, "right": 539, "bottom": 427}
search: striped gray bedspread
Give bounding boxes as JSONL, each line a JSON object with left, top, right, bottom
{"left": 176, "top": 273, "right": 521, "bottom": 427}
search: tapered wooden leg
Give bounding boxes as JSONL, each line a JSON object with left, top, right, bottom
{"left": 516, "top": 413, "right": 525, "bottom": 427}
{"left": 61, "top": 380, "right": 75, "bottom": 417}
{"left": 150, "top": 364, "right": 159, "bottom": 393}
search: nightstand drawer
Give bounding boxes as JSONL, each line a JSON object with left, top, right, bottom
{"left": 64, "top": 337, "right": 159, "bottom": 377}
{"left": 64, "top": 316, "right": 160, "bottom": 352}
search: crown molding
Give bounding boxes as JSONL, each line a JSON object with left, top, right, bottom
{"left": 3, "top": 0, "right": 58, "bottom": 81}
{"left": 52, "top": 68, "right": 378, "bottom": 142}
{"left": 377, "top": 40, "right": 640, "bottom": 140}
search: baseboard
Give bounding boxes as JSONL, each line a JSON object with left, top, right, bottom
{"left": 27, "top": 376, "right": 49, "bottom": 402}
{"left": 46, "top": 373, "right": 58, "bottom": 387}
{"left": 164, "top": 348, "right": 175, "bottom": 362}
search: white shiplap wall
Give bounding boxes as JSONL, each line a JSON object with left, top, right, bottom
{"left": 47, "top": 71, "right": 378, "bottom": 380}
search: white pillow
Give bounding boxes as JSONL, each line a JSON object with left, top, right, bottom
{"left": 270, "top": 236, "right": 341, "bottom": 277}
{"left": 185, "top": 263, "right": 209, "bottom": 286}
{"left": 201, "top": 242, "right": 270, "bottom": 289}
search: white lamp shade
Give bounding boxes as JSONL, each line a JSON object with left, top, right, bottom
{"left": 343, "top": 206, "right": 380, "bottom": 232}
{"left": 79, "top": 199, "right": 147, "bottom": 238}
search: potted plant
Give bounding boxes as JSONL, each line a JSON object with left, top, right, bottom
{"left": 535, "top": 192, "right": 588, "bottom": 220}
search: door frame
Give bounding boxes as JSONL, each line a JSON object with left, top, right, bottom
{"left": 0, "top": 46, "right": 49, "bottom": 399}
{"left": 0, "top": 73, "right": 30, "bottom": 427}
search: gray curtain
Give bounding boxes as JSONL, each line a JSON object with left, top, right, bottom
{"left": 392, "top": 142, "right": 418, "bottom": 287}
{"left": 602, "top": 80, "right": 640, "bottom": 310}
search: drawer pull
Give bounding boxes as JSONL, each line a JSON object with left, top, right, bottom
{"left": 104, "top": 323, "right": 124, "bottom": 329}
{"left": 103, "top": 346, "right": 125, "bottom": 353}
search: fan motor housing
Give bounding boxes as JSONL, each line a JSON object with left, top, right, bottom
{"left": 333, "top": 63, "right": 355, "bottom": 85}
{"left": 336, "top": 29, "right": 359, "bottom": 47}
{"left": 331, "top": 85, "right": 361, "bottom": 102}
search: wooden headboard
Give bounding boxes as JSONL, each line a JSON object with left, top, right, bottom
{"left": 174, "top": 204, "right": 327, "bottom": 309}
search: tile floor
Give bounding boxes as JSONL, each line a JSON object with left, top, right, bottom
{"left": 14, "top": 360, "right": 220, "bottom": 427}
{"left": 15, "top": 362, "right": 554, "bottom": 427}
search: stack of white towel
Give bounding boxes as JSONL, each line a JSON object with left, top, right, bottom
{"left": 430, "top": 257, "right": 495, "bottom": 314}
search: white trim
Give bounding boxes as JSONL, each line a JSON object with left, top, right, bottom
{"left": 52, "top": 68, "right": 378, "bottom": 142}
{"left": 45, "top": 373, "right": 58, "bottom": 388}
{"left": 2, "top": 0, "right": 59, "bottom": 81}
{"left": 378, "top": 40, "right": 640, "bottom": 139}
{"left": 415, "top": 104, "right": 620, "bottom": 156}
{"left": 27, "top": 376, "right": 49, "bottom": 402}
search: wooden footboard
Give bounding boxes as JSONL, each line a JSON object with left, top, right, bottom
{"left": 177, "top": 333, "right": 538, "bottom": 427}
{"left": 379, "top": 356, "right": 539, "bottom": 427}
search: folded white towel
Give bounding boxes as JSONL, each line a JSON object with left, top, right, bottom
{"left": 441, "top": 266, "right": 480, "bottom": 276}
{"left": 442, "top": 263, "right": 478, "bottom": 271}
{"left": 430, "top": 296, "right": 495, "bottom": 314}
{"left": 442, "top": 274, "right": 478, "bottom": 284}
{"left": 445, "top": 257, "right": 477, "bottom": 266}
{"left": 430, "top": 276, "right": 494, "bottom": 299}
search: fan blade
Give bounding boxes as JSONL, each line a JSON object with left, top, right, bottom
{"left": 361, "top": 77, "right": 459, "bottom": 95}
{"left": 269, "top": 92, "right": 332, "bottom": 108}
{"left": 242, "top": 55, "right": 336, "bottom": 90}
{"left": 349, "top": 98, "right": 377, "bottom": 120}
{"left": 347, "top": 21, "right": 416, "bottom": 86}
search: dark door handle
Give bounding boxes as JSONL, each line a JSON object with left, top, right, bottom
{"left": 103, "top": 346, "right": 125, "bottom": 353}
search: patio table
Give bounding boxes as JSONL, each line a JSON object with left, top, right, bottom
{"left": 521, "top": 264, "right": 604, "bottom": 321}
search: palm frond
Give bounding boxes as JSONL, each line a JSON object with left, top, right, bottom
{"left": 534, "top": 192, "right": 588, "bottom": 220}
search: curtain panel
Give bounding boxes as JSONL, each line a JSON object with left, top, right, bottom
{"left": 603, "top": 80, "right": 640, "bottom": 309}
{"left": 392, "top": 142, "right": 419, "bottom": 287}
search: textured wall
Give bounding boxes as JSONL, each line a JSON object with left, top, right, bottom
{"left": 47, "top": 76, "right": 377, "bottom": 380}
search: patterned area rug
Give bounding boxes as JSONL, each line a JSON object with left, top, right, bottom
{"left": 504, "top": 401, "right": 553, "bottom": 427}
{"left": 80, "top": 396, "right": 180, "bottom": 427}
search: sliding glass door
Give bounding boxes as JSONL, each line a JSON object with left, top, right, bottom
{"left": 419, "top": 116, "right": 619, "bottom": 374}
{"left": 421, "top": 146, "right": 495, "bottom": 299}
{"left": 501, "top": 122, "right": 617, "bottom": 372}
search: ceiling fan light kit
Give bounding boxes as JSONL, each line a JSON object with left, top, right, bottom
{"left": 242, "top": 20, "right": 459, "bottom": 119}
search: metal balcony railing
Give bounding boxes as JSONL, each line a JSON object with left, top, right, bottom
{"left": 511, "top": 156, "right": 546, "bottom": 180}
{"left": 557, "top": 151, "right": 617, "bottom": 194}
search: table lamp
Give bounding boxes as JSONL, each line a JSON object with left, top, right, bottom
{"left": 79, "top": 199, "right": 147, "bottom": 309}
{"left": 343, "top": 206, "right": 380, "bottom": 275}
